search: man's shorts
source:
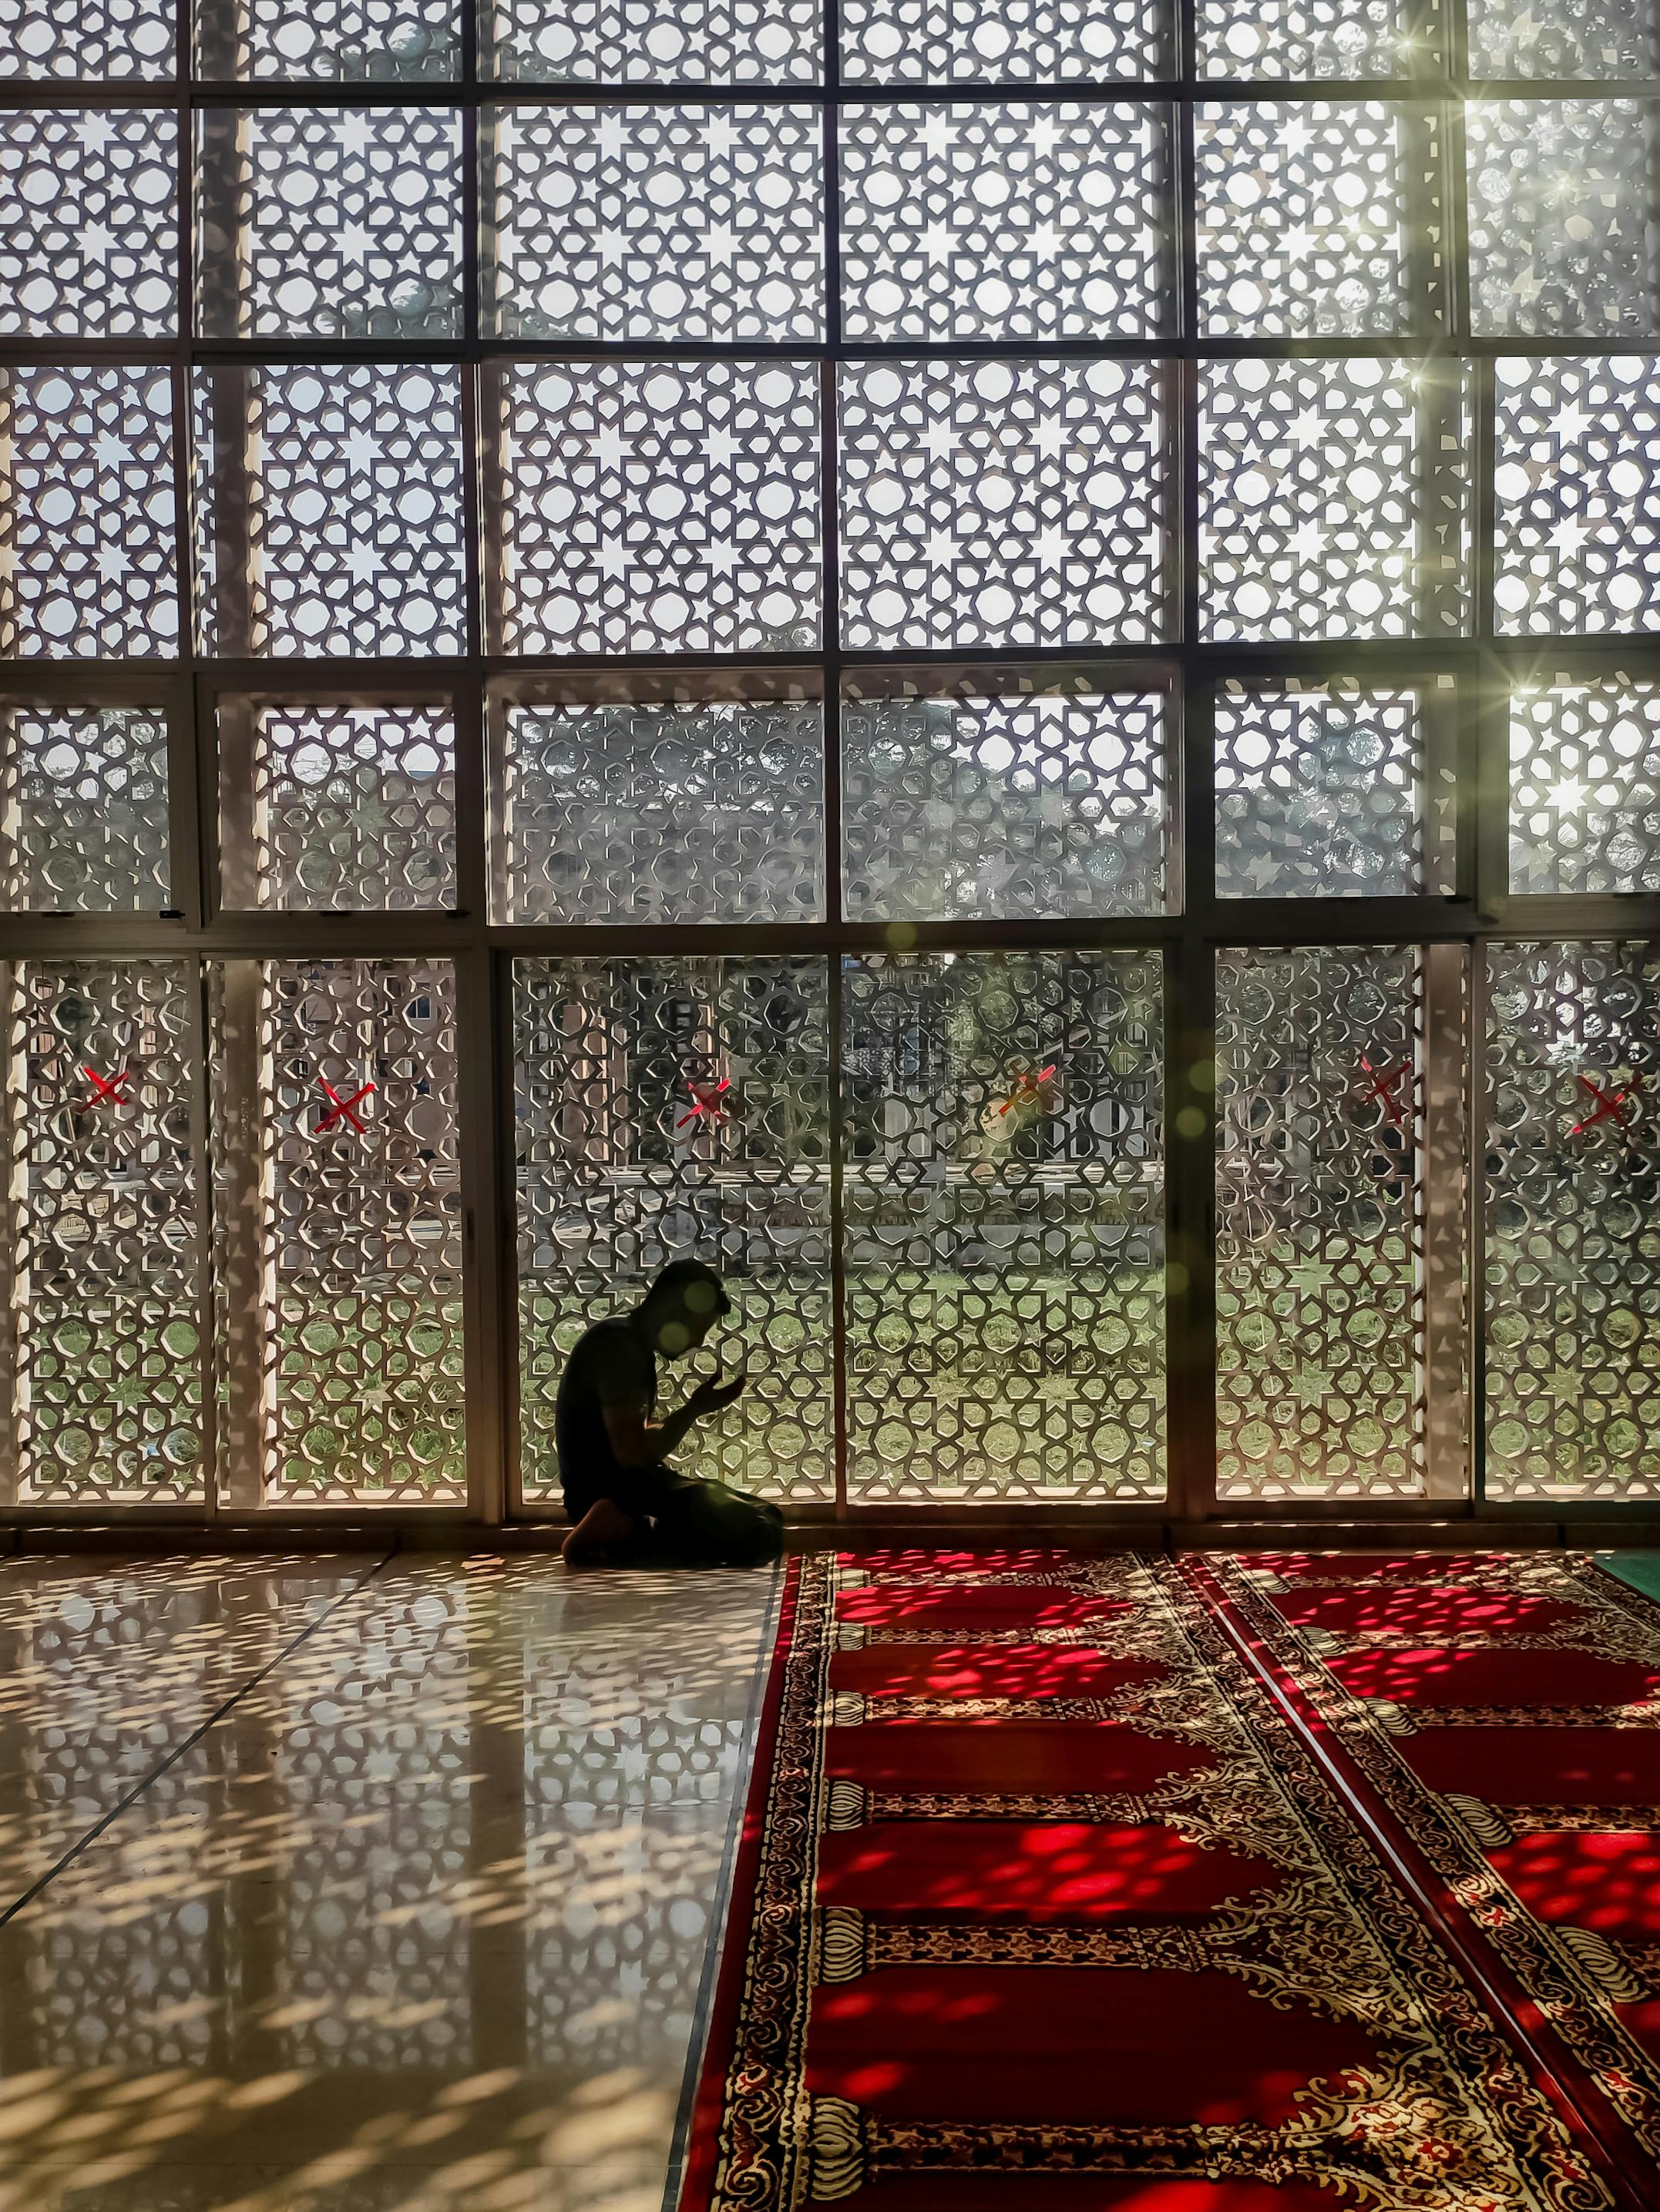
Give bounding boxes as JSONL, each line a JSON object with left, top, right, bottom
{"left": 560, "top": 1461, "right": 700, "bottom": 1525}
{"left": 562, "top": 1463, "right": 783, "bottom": 1566}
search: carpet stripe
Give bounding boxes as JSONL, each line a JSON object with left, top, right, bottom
{"left": 1215, "top": 1546, "right": 1660, "bottom": 2199}
{"left": 680, "top": 1549, "right": 1611, "bottom": 2212}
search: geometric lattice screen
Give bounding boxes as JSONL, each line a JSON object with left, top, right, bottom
{"left": 1, "top": 958, "right": 200, "bottom": 1503}
{"left": 211, "top": 958, "right": 465, "bottom": 1506}
{"left": 4, "top": 11, "right": 1659, "bottom": 1519}
{"left": 842, "top": 950, "right": 1164, "bottom": 1502}
{"left": 1215, "top": 944, "right": 1467, "bottom": 1502}
{"left": 1485, "top": 941, "right": 1660, "bottom": 1502}
{"left": 512, "top": 955, "right": 833, "bottom": 1503}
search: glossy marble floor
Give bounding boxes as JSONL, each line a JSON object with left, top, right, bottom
{"left": 0, "top": 1552, "right": 780, "bottom": 2212}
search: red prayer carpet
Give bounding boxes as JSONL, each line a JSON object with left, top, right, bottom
{"left": 1210, "top": 1549, "right": 1660, "bottom": 2191}
{"left": 679, "top": 1548, "right": 1627, "bottom": 2212}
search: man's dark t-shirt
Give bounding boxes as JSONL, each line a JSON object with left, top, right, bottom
{"left": 555, "top": 1314, "right": 678, "bottom": 1520}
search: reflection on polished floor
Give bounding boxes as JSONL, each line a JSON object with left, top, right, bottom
{"left": 0, "top": 1553, "right": 780, "bottom": 2212}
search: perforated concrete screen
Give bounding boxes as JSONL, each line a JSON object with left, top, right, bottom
{"left": 2, "top": 0, "right": 1658, "bottom": 1516}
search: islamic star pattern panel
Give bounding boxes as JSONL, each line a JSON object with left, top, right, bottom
{"left": 193, "top": 364, "right": 467, "bottom": 660}
{"left": 1215, "top": 680, "right": 1455, "bottom": 899}
{"left": 1193, "top": 100, "right": 1431, "bottom": 339}
{"left": 1467, "top": 102, "right": 1660, "bottom": 339}
{"left": 841, "top": 950, "right": 1164, "bottom": 1503}
{"left": 838, "top": 359, "right": 1168, "bottom": 651}
{"left": 496, "top": 361, "right": 822, "bottom": 656}
{"left": 486, "top": 105, "right": 823, "bottom": 343}
{"left": 497, "top": 696, "right": 824, "bottom": 926}
{"left": 197, "top": 106, "right": 462, "bottom": 340}
{"left": 8, "top": 0, "right": 1660, "bottom": 1528}
{"left": 484, "top": 0, "right": 820, "bottom": 82}
{"left": 0, "top": 366, "right": 177, "bottom": 660}
{"left": 1496, "top": 933, "right": 1660, "bottom": 1504}
{"left": 211, "top": 958, "right": 465, "bottom": 1506}
{"left": 220, "top": 703, "right": 458, "bottom": 913}
{"left": 1485, "top": 941, "right": 1660, "bottom": 1502}
{"left": 513, "top": 956, "right": 834, "bottom": 1504}
{"left": 838, "top": 102, "right": 1171, "bottom": 343}
{"left": 1493, "top": 356, "right": 1660, "bottom": 637}
{"left": 0, "top": 706, "right": 172, "bottom": 915}
{"left": 1510, "top": 680, "right": 1660, "bottom": 898}
{"left": 1466, "top": 0, "right": 1656, "bottom": 76}
{"left": 3, "top": 958, "right": 202, "bottom": 1505}
{"left": 1198, "top": 357, "right": 1470, "bottom": 641}
{"left": 840, "top": 0, "right": 1168, "bottom": 80}
{"left": 0, "top": 0, "right": 173, "bottom": 76}
{"left": 197, "top": 0, "right": 461, "bottom": 79}
{"left": 1215, "top": 945, "right": 1426, "bottom": 1501}
{"left": 0, "top": 107, "right": 177, "bottom": 337}
{"left": 1195, "top": 0, "right": 1428, "bottom": 78}
{"left": 841, "top": 685, "right": 1167, "bottom": 921}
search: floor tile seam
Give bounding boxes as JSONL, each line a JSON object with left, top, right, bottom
{"left": 0, "top": 1558, "right": 375, "bottom": 1690}
{"left": 0, "top": 1547, "right": 398, "bottom": 1930}
{"left": 1182, "top": 1551, "right": 1655, "bottom": 2212}
{"left": 658, "top": 1560, "right": 785, "bottom": 2212}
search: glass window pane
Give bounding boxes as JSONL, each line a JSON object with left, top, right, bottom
{"left": 1198, "top": 358, "right": 1470, "bottom": 642}
{"left": 1198, "top": 0, "right": 1434, "bottom": 77}
{"left": 842, "top": 675, "right": 1168, "bottom": 920}
{"left": 0, "top": 0, "right": 173, "bottom": 78}
{"left": 1493, "top": 357, "right": 1660, "bottom": 638}
{"left": 218, "top": 700, "right": 456, "bottom": 911}
{"left": 197, "top": 0, "right": 459, "bottom": 78}
{"left": 494, "top": 361, "right": 822, "bottom": 656}
{"left": 1485, "top": 942, "right": 1660, "bottom": 1501}
{"left": 196, "top": 106, "right": 462, "bottom": 338}
{"left": 840, "top": 102, "right": 1173, "bottom": 342}
{"left": 842, "top": 950, "right": 1164, "bottom": 1502}
{"left": 842, "top": 0, "right": 1170, "bottom": 82}
{"left": 193, "top": 364, "right": 467, "bottom": 658}
{"left": 1467, "top": 0, "right": 1658, "bottom": 77}
{"left": 1510, "top": 678, "right": 1660, "bottom": 896}
{"left": 2, "top": 958, "right": 202, "bottom": 1505}
{"left": 1468, "top": 102, "right": 1660, "bottom": 339}
{"left": 1194, "top": 102, "right": 1440, "bottom": 338}
{"left": 1215, "top": 677, "right": 1457, "bottom": 898}
{"left": 484, "top": 105, "right": 823, "bottom": 342}
{"left": 491, "top": 682, "right": 824, "bottom": 925}
{"left": 0, "top": 367, "right": 178, "bottom": 661}
{"left": 1216, "top": 945, "right": 1462, "bottom": 1499}
{"left": 0, "top": 109, "right": 177, "bottom": 337}
{"left": 839, "top": 360, "right": 1170, "bottom": 651}
{"left": 485, "top": 0, "right": 821, "bottom": 83}
{"left": 211, "top": 957, "right": 465, "bottom": 1506}
{"left": 1, "top": 703, "right": 171, "bottom": 913}
{"left": 512, "top": 956, "right": 833, "bottom": 1503}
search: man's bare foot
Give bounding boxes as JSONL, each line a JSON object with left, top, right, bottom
{"left": 562, "top": 1499, "right": 639, "bottom": 1568}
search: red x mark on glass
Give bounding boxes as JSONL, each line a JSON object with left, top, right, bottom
{"left": 1571, "top": 1072, "right": 1641, "bottom": 1136}
{"left": 998, "top": 1062, "right": 1057, "bottom": 1116}
{"left": 314, "top": 1078, "right": 375, "bottom": 1135}
{"left": 77, "top": 1064, "right": 132, "bottom": 1111}
{"left": 677, "top": 1078, "right": 731, "bottom": 1129}
{"left": 1357, "top": 1054, "right": 1410, "bottom": 1128}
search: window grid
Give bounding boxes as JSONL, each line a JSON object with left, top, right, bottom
{"left": 2, "top": 0, "right": 1660, "bottom": 1526}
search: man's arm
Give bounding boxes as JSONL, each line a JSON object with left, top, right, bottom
{"left": 601, "top": 1368, "right": 746, "bottom": 1470}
